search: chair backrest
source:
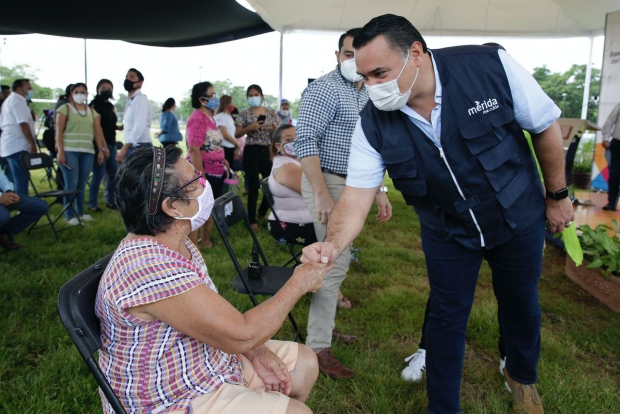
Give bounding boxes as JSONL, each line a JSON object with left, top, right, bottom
{"left": 58, "top": 252, "right": 127, "bottom": 414}
{"left": 20, "top": 152, "right": 54, "bottom": 171}
{"left": 259, "top": 177, "right": 282, "bottom": 222}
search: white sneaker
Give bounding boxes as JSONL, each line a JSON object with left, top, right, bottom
{"left": 67, "top": 217, "right": 81, "bottom": 226}
{"left": 499, "top": 356, "right": 506, "bottom": 377}
{"left": 80, "top": 214, "right": 93, "bottom": 221}
{"left": 401, "top": 348, "right": 426, "bottom": 382}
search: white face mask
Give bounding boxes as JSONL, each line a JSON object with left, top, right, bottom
{"left": 340, "top": 57, "right": 363, "bottom": 83}
{"left": 73, "top": 93, "right": 87, "bottom": 105}
{"left": 173, "top": 181, "right": 214, "bottom": 231}
{"left": 366, "top": 52, "right": 419, "bottom": 111}
{"left": 279, "top": 109, "right": 290, "bottom": 117}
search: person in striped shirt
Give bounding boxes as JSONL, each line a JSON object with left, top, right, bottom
{"left": 96, "top": 146, "right": 324, "bottom": 414}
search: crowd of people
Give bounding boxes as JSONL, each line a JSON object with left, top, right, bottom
{"left": 2, "top": 11, "right": 619, "bottom": 414}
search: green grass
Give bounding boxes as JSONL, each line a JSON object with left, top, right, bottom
{"left": 1, "top": 174, "right": 619, "bottom": 413}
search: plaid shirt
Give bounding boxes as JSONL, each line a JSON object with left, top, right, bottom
{"left": 96, "top": 238, "right": 243, "bottom": 414}
{"left": 294, "top": 65, "right": 368, "bottom": 175}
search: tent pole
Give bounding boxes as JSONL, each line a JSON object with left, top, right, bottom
{"left": 84, "top": 39, "right": 88, "bottom": 85}
{"left": 278, "top": 32, "right": 283, "bottom": 104}
{"left": 581, "top": 36, "right": 594, "bottom": 120}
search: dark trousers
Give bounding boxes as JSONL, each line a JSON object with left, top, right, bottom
{"left": 607, "top": 140, "right": 620, "bottom": 207}
{"left": 268, "top": 220, "right": 318, "bottom": 246}
{"left": 421, "top": 219, "right": 544, "bottom": 414}
{"left": 0, "top": 192, "right": 49, "bottom": 235}
{"left": 243, "top": 145, "right": 271, "bottom": 224}
{"left": 4, "top": 151, "right": 30, "bottom": 195}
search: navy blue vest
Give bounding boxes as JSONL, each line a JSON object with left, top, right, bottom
{"left": 360, "top": 45, "right": 545, "bottom": 250}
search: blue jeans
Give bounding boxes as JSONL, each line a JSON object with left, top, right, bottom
{"left": 126, "top": 143, "right": 153, "bottom": 160}
{"left": 88, "top": 144, "right": 118, "bottom": 208}
{"left": 4, "top": 151, "right": 30, "bottom": 195}
{"left": 0, "top": 192, "right": 49, "bottom": 235}
{"left": 422, "top": 218, "right": 544, "bottom": 414}
{"left": 58, "top": 151, "right": 94, "bottom": 220}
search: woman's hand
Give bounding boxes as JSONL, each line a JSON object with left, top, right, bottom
{"left": 292, "top": 262, "right": 328, "bottom": 293}
{"left": 57, "top": 151, "right": 66, "bottom": 167}
{"left": 249, "top": 121, "right": 262, "bottom": 132}
{"left": 97, "top": 151, "right": 105, "bottom": 165}
{"left": 248, "top": 346, "right": 292, "bottom": 395}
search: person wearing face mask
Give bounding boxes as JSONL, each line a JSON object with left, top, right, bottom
{"left": 97, "top": 146, "right": 324, "bottom": 414}
{"left": 186, "top": 81, "right": 228, "bottom": 249}
{"left": 235, "top": 84, "right": 281, "bottom": 232}
{"left": 293, "top": 28, "right": 392, "bottom": 380}
{"left": 116, "top": 68, "right": 152, "bottom": 164}
{"left": 157, "top": 98, "right": 183, "bottom": 149}
{"left": 277, "top": 99, "right": 293, "bottom": 125}
{"left": 0, "top": 79, "right": 37, "bottom": 194}
{"left": 301, "top": 14, "right": 574, "bottom": 414}
{"left": 214, "top": 95, "right": 241, "bottom": 172}
{"left": 88, "top": 79, "right": 121, "bottom": 211}
{"left": 56, "top": 83, "right": 107, "bottom": 225}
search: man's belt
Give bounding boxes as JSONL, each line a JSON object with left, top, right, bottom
{"left": 321, "top": 168, "right": 346, "bottom": 179}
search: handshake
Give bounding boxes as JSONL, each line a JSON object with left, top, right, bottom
{"left": 289, "top": 242, "right": 339, "bottom": 293}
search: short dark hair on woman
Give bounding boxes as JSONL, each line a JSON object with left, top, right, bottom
{"left": 162, "top": 97, "right": 176, "bottom": 112}
{"left": 191, "top": 82, "right": 213, "bottom": 109}
{"left": 115, "top": 146, "right": 192, "bottom": 236}
{"left": 353, "top": 14, "right": 428, "bottom": 56}
{"left": 71, "top": 82, "right": 88, "bottom": 92}
{"left": 246, "top": 84, "right": 263, "bottom": 97}
{"left": 96, "top": 79, "right": 113, "bottom": 92}
{"left": 270, "top": 124, "right": 295, "bottom": 160}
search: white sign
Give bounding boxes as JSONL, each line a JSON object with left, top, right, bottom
{"left": 225, "top": 201, "right": 233, "bottom": 217}
{"left": 30, "top": 158, "right": 42, "bottom": 166}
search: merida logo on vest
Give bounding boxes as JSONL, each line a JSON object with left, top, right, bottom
{"left": 467, "top": 98, "right": 499, "bottom": 116}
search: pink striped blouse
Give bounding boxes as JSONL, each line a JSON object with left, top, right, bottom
{"left": 95, "top": 238, "right": 243, "bottom": 413}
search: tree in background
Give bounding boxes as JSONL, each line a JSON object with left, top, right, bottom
{"left": 533, "top": 64, "right": 600, "bottom": 122}
{"left": 0, "top": 64, "right": 60, "bottom": 116}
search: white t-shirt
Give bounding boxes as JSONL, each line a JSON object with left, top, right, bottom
{"left": 124, "top": 89, "right": 152, "bottom": 145}
{"left": 214, "top": 112, "right": 237, "bottom": 148}
{"left": 0, "top": 92, "right": 35, "bottom": 157}
{"left": 346, "top": 49, "right": 562, "bottom": 189}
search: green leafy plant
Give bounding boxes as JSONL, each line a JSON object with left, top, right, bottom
{"left": 577, "top": 219, "right": 620, "bottom": 276}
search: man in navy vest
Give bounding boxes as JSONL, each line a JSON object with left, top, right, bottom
{"left": 301, "top": 14, "right": 574, "bottom": 414}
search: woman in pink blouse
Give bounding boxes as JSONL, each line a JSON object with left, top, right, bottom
{"left": 186, "top": 81, "right": 227, "bottom": 249}
{"left": 96, "top": 146, "right": 323, "bottom": 414}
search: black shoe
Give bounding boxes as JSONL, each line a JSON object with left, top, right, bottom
{"left": 602, "top": 204, "right": 617, "bottom": 211}
{"left": 0, "top": 233, "right": 20, "bottom": 250}
{"left": 88, "top": 207, "right": 104, "bottom": 213}
{"left": 106, "top": 203, "right": 117, "bottom": 210}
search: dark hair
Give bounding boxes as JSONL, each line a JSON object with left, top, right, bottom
{"left": 246, "top": 84, "right": 263, "bottom": 97}
{"left": 115, "top": 146, "right": 192, "bottom": 236}
{"left": 12, "top": 79, "right": 30, "bottom": 91}
{"left": 191, "top": 81, "right": 213, "bottom": 109}
{"left": 128, "top": 68, "right": 144, "bottom": 81}
{"left": 1, "top": 85, "right": 9, "bottom": 91}
{"left": 162, "top": 97, "right": 176, "bottom": 112}
{"left": 96, "top": 79, "right": 113, "bottom": 92}
{"left": 71, "top": 82, "right": 88, "bottom": 92}
{"left": 353, "top": 14, "right": 428, "bottom": 56}
{"left": 338, "top": 28, "right": 362, "bottom": 51}
{"left": 217, "top": 95, "right": 232, "bottom": 114}
{"left": 270, "top": 124, "right": 295, "bottom": 160}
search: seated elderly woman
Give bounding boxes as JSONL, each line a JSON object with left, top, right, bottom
{"left": 95, "top": 146, "right": 325, "bottom": 414}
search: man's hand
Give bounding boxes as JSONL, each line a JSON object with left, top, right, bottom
{"left": 545, "top": 197, "right": 575, "bottom": 233}
{"left": 116, "top": 149, "right": 126, "bottom": 164}
{"left": 0, "top": 192, "right": 20, "bottom": 206}
{"left": 301, "top": 242, "right": 339, "bottom": 269}
{"left": 29, "top": 142, "right": 37, "bottom": 153}
{"left": 602, "top": 140, "right": 611, "bottom": 150}
{"left": 375, "top": 192, "right": 392, "bottom": 222}
{"left": 248, "top": 346, "right": 292, "bottom": 395}
{"left": 314, "top": 192, "right": 335, "bottom": 224}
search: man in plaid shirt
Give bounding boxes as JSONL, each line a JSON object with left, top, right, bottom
{"left": 294, "top": 28, "right": 392, "bottom": 379}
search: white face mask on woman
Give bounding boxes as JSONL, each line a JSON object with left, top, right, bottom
{"left": 73, "top": 93, "right": 87, "bottom": 105}
{"left": 340, "top": 57, "right": 363, "bottom": 83}
{"left": 173, "top": 181, "right": 214, "bottom": 231}
{"left": 366, "top": 52, "right": 419, "bottom": 112}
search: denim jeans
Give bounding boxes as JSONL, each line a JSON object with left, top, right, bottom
{"left": 88, "top": 144, "right": 118, "bottom": 208}
{"left": 126, "top": 143, "right": 153, "bottom": 160}
{"left": 0, "top": 192, "right": 49, "bottom": 235}
{"left": 4, "top": 151, "right": 30, "bottom": 195}
{"left": 422, "top": 218, "right": 544, "bottom": 414}
{"left": 58, "top": 151, "right": 94, "bottom": 220}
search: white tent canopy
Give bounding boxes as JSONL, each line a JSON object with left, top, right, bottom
{"left": 249, "top": 0, "right": 618, "bottom": 37}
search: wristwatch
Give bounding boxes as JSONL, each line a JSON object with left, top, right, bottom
{"left": 546, "top": 187, "right": 569, "bottom": 200}
{"left": 377, "top": 186, "right": 388, "bottom": 194}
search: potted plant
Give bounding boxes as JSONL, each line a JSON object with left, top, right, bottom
{"left": 572, "top": 137, "right": 594, "bottom": 189}
{"left": 565, "top": 220, "right": 620, "bottom": 312}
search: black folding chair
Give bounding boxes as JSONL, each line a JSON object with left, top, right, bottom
{"left": 211, "top": 192, "right": 304, "bottom": 342}
{"left": 20, "top": 152, "right": 82, "bottom": 240}
{"left": 58, "top": 253, "right": 127, "bottom": 414}
{"left": 260, "top": 177, "right": 302, "bottom": 267}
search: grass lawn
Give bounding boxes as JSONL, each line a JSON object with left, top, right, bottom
{"left": 1, "top": 174, "right": 619, "bottom": 413}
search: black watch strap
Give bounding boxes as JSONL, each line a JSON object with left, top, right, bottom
{"left": 546, "top": 187, "right": 569, "bottom": 200}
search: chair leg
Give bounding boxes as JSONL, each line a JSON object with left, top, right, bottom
{"left": 287, "top": 312, "right": 304, "bottom": 343}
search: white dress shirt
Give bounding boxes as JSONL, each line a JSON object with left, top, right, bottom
{"left": 123, "top": 89, "right": 152, "bottom": 145}
{"left": 0, "top": 92, "right": 35, "bottom": 157}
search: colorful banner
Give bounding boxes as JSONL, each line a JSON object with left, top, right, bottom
{"left": 593, "top": 10, "right": 620, "bottom": 190}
